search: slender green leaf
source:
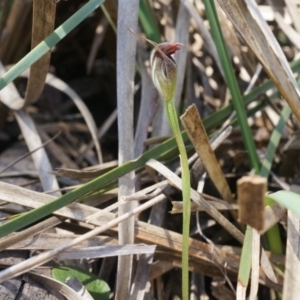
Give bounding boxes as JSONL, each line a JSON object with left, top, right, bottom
{"left": 202, "top": 0, "right": 260, "bottom": 172}
{"left": 260, "top": 105, "right": 292, "bottom": 178}
{"left": 261, "top": 105, "right": 291, "bottom": 254}
{"left": 0, "top": 0, "right": 106, "bottom": 91}
{"left": 139, "top": 0, "right": 160, "bottom": 43}
{"left": 238, "top": 226, "right": 253, "bottom": 286}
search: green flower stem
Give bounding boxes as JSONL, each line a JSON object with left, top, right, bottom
{"left": 165, "top": 99, "right": 191, "bottom": 300}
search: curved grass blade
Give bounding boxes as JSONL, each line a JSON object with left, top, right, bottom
{"left": 267, "top": 191, "right": 300, "bottom": 218}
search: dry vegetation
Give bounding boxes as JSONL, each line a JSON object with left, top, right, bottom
{"left": 0, "top": 0, "right": 300, "bottom": 299}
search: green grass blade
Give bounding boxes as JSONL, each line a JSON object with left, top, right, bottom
{"left": 267, "top": 191, "right": 300, "bottom": 218}
{"left": 139, "top": 0, "right": 160, "bottom": 43}
{"left": 0, "top": 0, "right": 106, "bottom": 91}
{"left": 238, "top": 226, "right": 252, "bottom": 287}
{"left": 261, "top": 105, "right": 291, "bottom": 254}
{"left": 202, "top": 0, "right": 260, "bottom": 172}
{"left": 260, "top": 105, "right": 292, "bottom": 178}
{"left": 0, "top": 133, "right": 186, "bottom": 239}
{"left": 101, "top": 4, "right": 117, "bottom": 33}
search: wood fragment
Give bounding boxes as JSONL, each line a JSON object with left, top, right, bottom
{"left": 237, "top": 175, "right": 266, "bottom": 231}
{"left": 181, "top": 104, "right": 234, "bottom": 203}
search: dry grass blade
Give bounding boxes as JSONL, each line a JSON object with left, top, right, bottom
{"left": 102, "top": 1, "right": 118, "bottom": 30}
{"left": 54, "top": 160, "right": 118, "bottom": 180}
{"left": 146, "top": 159, "right": 244, "bottom": 243}
{"left": 5, "top": 233, "right": 117, "bottom": 251}
{"left": 65, "top": 278, "right": 94, "bottom": 300}
{"left": 24, "top": 0, "right": 56, "bottom": 104}
{"left": 57, "top": 244, "right": 156, "bottom": 260}
{"left": 188, "top": 126, "right": 233, "bottom": 185}
{"left": 217, "top": 0, "right": 300, "bottom": 121}
{"left": 0, "top": 216, "right": 64, "bottom": 251}
{"left": 0, "top": 62, "right": 24, "bottom": 109}
{"left": 237, "top": 175, "right": 275, "bottom": 298}
{"left": 180, "top": 0, "right": 224, "bottom": 77}
{"left": 181, "top": 104, "right": 233, "bottom": 203}
{"left": 0, "top": 181, "right": 281, "bottom": 289}
{"left": 14, "top": 110, "right": 60, "bottom": 194}
{"left": 135, "top": 47, "right": 157, "bottom": 158}
{"left": 283, "top": 210, "right": 300, "bottom": 300}
{"left": 18, "top": 70, "right": 103, "bottom": 164}
{"left": 77, "top": 109, "right": 117, "bottom": 164}
{"left": 249, "top": 229, "right": 260, "bottom": 300}
{"left": 147, "top": 159, "right": 278, "bottom": 284}
{"left": 123, "top": 181, "right": 169, "bottom": 201}
{"left": 0, "top": 131, "right": 61, "bottom": 175}
{"left": 37, "top": 128, "right": 78, "bottom": 170}
{"left": 129, "top": 253, "right": 154, "bottom": 300}
{"left": 86, "top": 15, "right": 109, "bottom": 74}
{"left": 284, "top": 0, "right": 300, "bottom": 33}
{"left": 262, "top": 202, "right": 286, "bottom": 234}
{"left": 25, "top": 272, "right": 83, "bottom": 300}
{"left": 171, "top": 200, "right": 238, "bottom": 213}
{"left": 0, "top": 194, "right": 165, "bottom": 283}
{"left": 0, "top": 0, "right": 11, "bottom": 39}
{"left": 0, "top": 64, "right": 60, "bottom": 195}
{"left": 0, "top": 0, "right": 31, "bottom": 63}
{"left": 116, "top": 0, "right": 139, "bottom": 298}
{"left": 160, "top": 0, "right": 174, "bottom": 41}
{"left": 271, "top": 10, "right": 300, "bottom": 50}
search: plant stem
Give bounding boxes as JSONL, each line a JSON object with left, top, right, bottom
{"left": 165, "top": 99, "right": 191, "bottom": 300}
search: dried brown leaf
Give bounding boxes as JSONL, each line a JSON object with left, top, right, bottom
{"left": 25, "top": 0, "right": 56, "bottom": 104}
{"left": 181, "top": 104, "right": 233, "bottom": 203}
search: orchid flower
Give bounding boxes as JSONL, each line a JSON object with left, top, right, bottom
{"left": 129, "top": 28, "right": 191, "bottom": 300}
{"left": 150, "top": 42, "right": 183, "bottom": 101}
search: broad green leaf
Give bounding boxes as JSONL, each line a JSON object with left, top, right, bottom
{"left": 267, "top": 191, "right": 300, "bottom": 218}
